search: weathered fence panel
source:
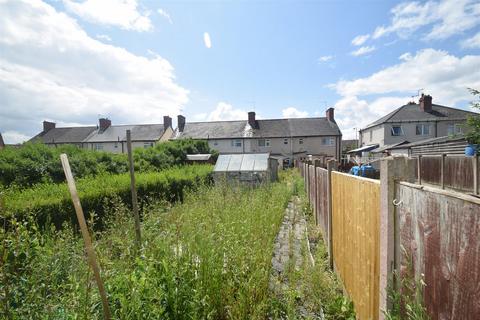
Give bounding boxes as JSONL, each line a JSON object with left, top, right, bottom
{"left": 332, "top": 172, "right": 380, "bottom": 320}
{"left": 396, "top": 182, "right": 480, "bottom": 319}
{"left": 315, "top": 167, "right": 329, "bottom": 238}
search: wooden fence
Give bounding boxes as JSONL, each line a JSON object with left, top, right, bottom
{"left": 332, "top": 172, "right": 380, "bottom": 320}
{"left": 301, "top": 156, "right": 480, "bottom": 320}
{"left": 417, "top": 154, "right": 479, "bottom": 194}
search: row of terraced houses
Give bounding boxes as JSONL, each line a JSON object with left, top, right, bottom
{"left": 29, "top": 94, "right": 478, "bottom": 163}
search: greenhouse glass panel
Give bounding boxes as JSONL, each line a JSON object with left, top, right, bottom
{"left": 253, "top": 153, "right": 269, "bottom": 171}
{"left": 214, "top": 155, "right": 231, "bottom": 172}
{"left": 240, "top": 154, "right": 256, "bottom": 171}
{"left": 227, "top": 154, "right": 243, "bottom": 171}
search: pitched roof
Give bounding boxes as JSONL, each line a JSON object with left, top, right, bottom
{"left": 30, "top": 126, "right": 96, "bottom": 144}
{"left": 388, "top": 135, "right": 466, "bottom": 149}
{"left": 86, "top": 124, "right": 165, "bottom": 142}
{"left": 175, "top": 117, "right": 341, "bottom": 139}
{"left": 363, "top": 103, "right": 478, "bottom": 130}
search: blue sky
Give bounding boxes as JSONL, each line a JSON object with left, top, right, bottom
{"left": 1, "top": 0, "right": 479, "bottom": 143}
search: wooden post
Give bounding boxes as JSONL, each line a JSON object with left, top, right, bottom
{"left": 126, "top": 130, "right": 142, "bottom": 247}
{"left": 441, "top": 154, "right": 446, "bottom": 190}
{"left": 474, "top": 153, "right": 479, "bottom": 195}
{"left": 417, "top": 155, "right": 422, "bottom": 185}
{"left": 60, "top": 154, "right": 111, "bottom": 320}
{"left": 379, "top": 156, "right": 416, "bottom": 319}
{"left": 326, "top": 159, "right": 336, "bottom": 270}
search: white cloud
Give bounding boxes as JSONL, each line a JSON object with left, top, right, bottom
{"left": 63, "top": 0, "right": 153, "bottom": 32}
{"left": 332, "top": 48, "right": 480, "bottom": 138}
{"left": 399, "top": 52, "right": 413, "bottom": 61}
{"left": 207, "top": 102, "right": 247, "bottom": 121}
{"left": 461, "top": 32, "right": 480, "bottom": 48}
{"left": 282, "top": 107, "right": 309, "bottom": 118}
{"left": 351, "top": 46, "right": 376, "bottom": 56}
{"left": 351, "top": 34, "right": 370, "bottom": 46}
{"left": 1, "top": 131, "right": 31, "bottom": 144}
{"left": 372, "top": 0, "right": 480, "bottom": 41}
{"left": 96, "top": 34, "right": 112, "bottom": 42}
{"left": 0, "top": 0, "right": 188, "bottom": 140}
{"left": 157, "top": 8, "right": 172, "bottom": 24}
{"left": 203, "top": 32, "right": 212, "bottom": 49}
{"left": 318, "top": 55, "right": 333, "bottom": 62}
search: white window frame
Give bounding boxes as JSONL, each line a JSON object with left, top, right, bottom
{"left": 283, "top": 138, "right": 288, "bottom": 145}
{"left": 94, "top": 143, "right": 103, "bottom": 151}
{"left": 144, "top": 142, "right": 154, "bottom": 148}
{"left": 447, "top": 123, "right": 463, "bottom": 135}
{"left": 299, "top": 138, "right": 304, "bottom": 145}
{"left": 231, "top": 139, "right": 242, "bottom": 147}
{"left": 391, "top": 126, "right": 404, "bottom": 136}
{"left": 416, "top": 124, "right": 430, "bottom": 135}
{"left": 322, "top": 137, "right": 335, "bottom": 145}
{"left": 258, "top": 139, "right": 270, "bottom": 147}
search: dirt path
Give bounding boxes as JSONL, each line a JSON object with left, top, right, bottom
{"left": 270, "top": 197, "right": 324, "bottom": 319}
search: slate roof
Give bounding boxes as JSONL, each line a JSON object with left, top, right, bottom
{"left": 176, "top": 117, "right": 341, "bottom": 139}
{"left": 87, "top": 124, "right": 165, "bottom": 142}
{"left": 30, "top": 126, "right": 96, "bottom": 144}
{"left": 363, "top": 103, "right": 478, "bottom": 130}
{"left": 387, "top": 135, "right": 466, "bottom": 150}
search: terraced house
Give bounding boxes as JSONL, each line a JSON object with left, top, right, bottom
{"left": 30, "top": 116, "right": 174, "bottom": 153}
{"left": 359, "top": 94, "right": 478, "bottom": 149}
{"left": 173, "top": 108, "right": 342, "bottom": 165}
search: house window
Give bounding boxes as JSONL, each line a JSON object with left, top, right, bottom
{"left": 213, "top": 141, "right": 218, "bottom": 146}
{"left": 322, "top": 137, "right": 335, "bottom": 145}
{"left": 258, "top": 139, "right": 270, "bottom": 147}
{"left": 114, "top": 142, "right": 118, "bottom": 148}
{"left": 144, "top": 142, "right": 154, "bottom": 148}
{"left": 94, "top": 143, "right": 103, "bottom": 151}
{"left": 391, "top": 126, "right": 404, "bottom": 136}
{"left": 284, "top": 138, "right": 288, "bottom": 145}
{"left": 299, "top": 138, "right": 303, "bottom": 145}
{"left": 416, "top": 124, "right": 430, "bottom": 135}
{"left": 231, "top": 139, "right": 242, "bottom": 147}
{"left": 447, "top": 123, "right": 463, "bottom": 135}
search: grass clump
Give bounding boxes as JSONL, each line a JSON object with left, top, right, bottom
{"left": 2, "top": 175, "right": 293, "bottom": 319}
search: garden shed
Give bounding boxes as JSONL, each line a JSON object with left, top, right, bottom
{"left": 213, "top": 153, "right": 278, "bottom": 186}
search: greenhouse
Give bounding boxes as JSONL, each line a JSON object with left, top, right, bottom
{"left": 212, "top": 153, "right": 278, "bottom": 186}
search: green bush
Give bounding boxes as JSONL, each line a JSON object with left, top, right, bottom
{"left": 0, "top": 139, "right": 216, "bottom": 188}
{"left": 2, "top": 165, "right": 212, "bottom": 229}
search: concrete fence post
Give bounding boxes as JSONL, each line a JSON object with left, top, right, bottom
{"left": 326, "top": 159, "right": 337, "bottom": 270}
{"left": 441, "top": 154, "right": 446, "bottom": 190}
{"left": 313, "top": 159, "right": 322, "bottom": 225}
{"left": 379, "top": 156, "right": 416, "bottom": 319}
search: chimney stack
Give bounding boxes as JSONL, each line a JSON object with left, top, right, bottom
{"left": 99, "top": 118, "right": 111, "bottom": 132}
{"left": 248, "top": 111, "right": 258, "bottom": 129}
{"left": 419, "top": 94, "right": 432, "bottom": 112}
{"left": 163, "top": 116, "right": 172, "bottom": 131}
{"left": 177, "top": 115, "right": 186, "bottom": 132}
{"left": 43, "top": 121, "right": 56, "bottom": 132}
{"left": 326, "top": 107, "right": 335, "bottom": 122}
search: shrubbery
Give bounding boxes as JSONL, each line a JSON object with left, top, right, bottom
{"left": 0, "top": 139, "right": 216, "bottom": 188}
{"left": 2, "top": 165, "right": 212, "bottom": 229}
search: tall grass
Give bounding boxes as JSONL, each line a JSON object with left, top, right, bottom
{"left": 1, "top": 175, "right": 293, "bottom": 319}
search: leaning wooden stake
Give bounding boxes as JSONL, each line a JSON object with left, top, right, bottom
{"left": 126, "top": 130, "right": 141, "bottom": 247}
{"left": 60, "top": 154, "right": 111, "bottom": 320}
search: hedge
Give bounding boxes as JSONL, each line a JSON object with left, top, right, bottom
{"left": 2, "top": 165, "right": 213, "bottom": 229}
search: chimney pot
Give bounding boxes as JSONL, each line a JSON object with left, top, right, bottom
{"left": 163, "top": 116, "right": 172, "bottom": 131}
{"left": 177, "top": 115, "right": 186, "bottom": 132}
{"left": 419, "top": 94, "right": 432, "bottom": 112}
{"left": 326, "top": 108, "right": 335, "bottom": 122}
{"left": 99, "top": 118, "right": 111, "bottom": 132}
{"left": 248, "top": 111, "right": 257, "bottom": 128}
{"left": 43, "top": 121, "right": 56, "bottom": 132}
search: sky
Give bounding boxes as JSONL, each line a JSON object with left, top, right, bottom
{"left": 1, "top": 0, "right": 480, "bottom": 143}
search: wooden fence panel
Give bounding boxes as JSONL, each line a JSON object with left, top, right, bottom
{"left": 316, "top": 167, "right": 329, "bottom": 237}
{"left": 332, "top": 172, "right": 380, "bottom": 320}
{"left": 444, "top": 156, "right": 474, "bottom": 191}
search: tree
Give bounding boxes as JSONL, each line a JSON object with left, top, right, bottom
{"left": 465, "top": 88, "right": 480, "bottom": 145}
